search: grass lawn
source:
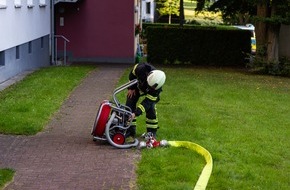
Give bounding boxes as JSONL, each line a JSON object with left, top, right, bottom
{"left": 0, "top": 169, "right": 14, "bottom": 190}
{"left": 0, "top": 65, "right": 95, "bottom": 135}
{"left": 117, "top": 66, "right": 290, "bottom": 189}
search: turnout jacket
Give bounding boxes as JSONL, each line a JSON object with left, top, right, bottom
{"left": 128, "top": 63, "right": 162, "bottom": 116}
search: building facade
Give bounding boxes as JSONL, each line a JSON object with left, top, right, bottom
{"left": 140, "top": 0, "right": 155, "bottom": 23}
{"left": 54, "top": 0, "right": 137, "bottom": 63}
{"left": 0, "top": 0, "right": 51, "bottom": 83}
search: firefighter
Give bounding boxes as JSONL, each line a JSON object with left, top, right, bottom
{"left": 126, "top": 62, "right": 166, "bottom": 139}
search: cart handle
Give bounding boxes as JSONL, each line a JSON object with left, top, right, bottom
{"left": 112, "top": 79, "right": 138, "bottom": 108}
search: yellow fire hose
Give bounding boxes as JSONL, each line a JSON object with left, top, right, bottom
{"left": 168, "top": 141, "right": 213, "bottom": 190}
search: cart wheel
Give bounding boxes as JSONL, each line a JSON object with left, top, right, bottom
{"left": 112, "top": 133, "right": 125, "bottom": 145}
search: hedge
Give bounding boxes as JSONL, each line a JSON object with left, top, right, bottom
{"left": 145, "top": 25, "right": 251, "bottom": 66}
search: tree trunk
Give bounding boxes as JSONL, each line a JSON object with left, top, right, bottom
{"left": 169, "top": 14, "right": 171, "bottom": 24}
{"left": 267, "top": 24, "right": 280, "bottom": 62}
{"left": 266, "top": 4, "right": 280, "bottom": 62}
{"left": 256, "top": 2, "right": 268, "bottom": 60}
{"left": 179, "top": 0, "right": 184, "bottom": 27}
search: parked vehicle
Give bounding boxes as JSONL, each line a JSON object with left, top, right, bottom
{"left": 233, "top": 24, "right": 256, "bottom": 54}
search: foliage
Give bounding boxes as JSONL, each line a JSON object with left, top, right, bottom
{"left": 254, "top": 0, "right": 290, "bottom": 25}
{"left": 0, "top": 65, "right": 95, "bottom": 135}
{"left": 135, "top": 24, "right": 142, "bottom": 36}
{"left": 194, "top": 0, "right": 290, "bottom": 26}
{"left": 196, "top": 0, "right": 256, "bottom": 25}
{"left": 156, "top": 0, "right": 180, "bottom": 24}
{"left": 0, "top": 168, "right": 15, "bottom": 189}
{"left": 195, "top": 0, "right": 290, "bottom": 70}
{"left": 157, "top": 0, "right": 180, "bottom": 16}
{"left": 117, "top": 66, "right": 290, "bottom": 190}
{"left": 248, "top": 56, "right": 290, "bottom": 77}
{"left": 156, "top": 0, "right": 224, "bottom": 25}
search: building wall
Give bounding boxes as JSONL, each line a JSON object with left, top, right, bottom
{"left": 0, "top": 0, "right": 51, "bottom": 84}
{"left": 0, "top": 0, "right": 50, "bottom": 51}
{"left": 141, "top": 0, "right": 155, "bottom": 23}
{"left": 55, "top": 0, "right": 136, "bottom": 63}
{"left": 0, "top": 36, "right": 50, "bottom": 83}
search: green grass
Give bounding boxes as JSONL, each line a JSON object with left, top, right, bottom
{"left": 0, "top": 169, "right": 15, "bottom": 190}
{"left": 0, "top": 65, "right": 95, "bottom": 135}
{"left": 117, "top": 66, "right": 290, "bottom": 189}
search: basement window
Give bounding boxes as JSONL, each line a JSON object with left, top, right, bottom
{"left": 27, "top": 0, "right": 34, "bottom": 8}
{"left": 0, "top": 51, "right": 5, "bottom": 66}
{"left": 14, "top": 0, "right": 22, "bottom": 8}
{"left": 41, "top": 37, "right": 44, "bottom": 48}
{"left": 16, "top": 46, "right": 20, "bottom": 59}
{"left": 28, "top": 41, "right": 32, "bottom": 54}
{"left": 0, "top": 0, "right": 7, "bottom": 9}
{"left": 39, "top": 0, "right": 46, "bottom": 7}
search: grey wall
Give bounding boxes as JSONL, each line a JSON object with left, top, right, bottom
{"left": 0, "top": 35, "right": 50, "bottom": 83}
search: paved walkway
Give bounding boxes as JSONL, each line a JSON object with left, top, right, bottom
{"left": 0, "top": 64, "right": 141, "bottom": 190}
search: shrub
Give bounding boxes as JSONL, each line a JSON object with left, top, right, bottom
{"left": 145, "top": 25, "right": 251, "bottom": 66}
{"left": 248, "top": 56, "right": 290, "bottom": 77}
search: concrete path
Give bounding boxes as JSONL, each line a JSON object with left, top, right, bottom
{"left": 0, "top": 64, "right": 140, "bottom": 190}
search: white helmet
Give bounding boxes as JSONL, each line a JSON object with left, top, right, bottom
{"left": 147, "top": 70, "right": 166, "bottom": 90}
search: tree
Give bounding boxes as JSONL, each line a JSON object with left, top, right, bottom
{"left": 196, "top": 0, "right": 290, "bottom": 63}
{"left": 196, "top": 0, "right": 256, "bottom": 25}
{"left": 258, "top": 0, "right": 290, "bottom": 62}
{"left": 179, "top": 0, "right": 185, "bottom": 27}
{"left": 157, "top": 0, "right": 180, "bottom": 24}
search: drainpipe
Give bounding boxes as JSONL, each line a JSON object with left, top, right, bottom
{"left": 139, "top": 0, "right": 142, "bottom": 29}
{"left": 51, "top": 0, "right": 55, "bottom": 65}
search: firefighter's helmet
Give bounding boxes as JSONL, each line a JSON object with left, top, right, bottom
{"left": 147, "top": 70, "right": 166, "bottom": 90}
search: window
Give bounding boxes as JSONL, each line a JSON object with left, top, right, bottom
{"left": 16, "top": 46, "right": 20, "bottom": 59}
{"left": 0, "top": 0, "right": 7, "bottom": 9}
{"left": 39, "top": 0, "right": 46, "bottom": 7}
{"left": 41, "top": 37, "right": 44, "bottom": 48}
{"left": 0, "top": 51, "right": 5, "bottom": 66}
{"left": 28, "top": 41, "right": 32, "bottom": 54}
{"left": 14, "top": 0, "right": 22, "bottom": 8}
{"left": 146, "top": 2, "right": 151, "bottom": 14}
{"left": 27, "top": 0, "right": 34, "bottom": 8}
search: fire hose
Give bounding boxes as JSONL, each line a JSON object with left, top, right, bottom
{"left": 139, "top": 135, "right": 213, "bottom": 190}
{"left": 168, "top": 141, "right": 213, "bottom": 190}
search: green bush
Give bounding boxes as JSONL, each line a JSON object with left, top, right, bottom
{"left": 248, "top": 56, "right": 290, "bottom": 77}
{"left": 144, "top": 24, "right": 251, "bottom": 66}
